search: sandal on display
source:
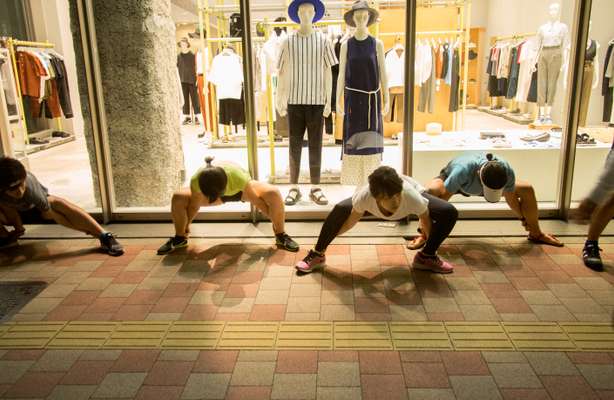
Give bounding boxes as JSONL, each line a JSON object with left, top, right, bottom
{"left": 310, "top": 188, "right": 328, "bottom": 205}
{"left": 284, "top": 188, "right": 302, "bottom": 206}
{"left": 527, "top": 233, "right": 564, "bottom": 247}
{"left": 577, "top": 133, "right": 596, "bottom": 146}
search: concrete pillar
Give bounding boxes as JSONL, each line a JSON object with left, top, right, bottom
{"left": 69, "top": 0, "right": 184, "bottom": 207}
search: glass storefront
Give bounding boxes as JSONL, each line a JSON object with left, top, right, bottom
{"left": 0, "top": 0, "right": 602, "bottom": 221}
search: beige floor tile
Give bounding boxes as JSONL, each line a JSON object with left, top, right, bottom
{"left": 260, "top": 277, "right": 292, "bottom": 291}
{"left": 38, "top": 284, "right": 79, "bottom": 298}
{"left": 474, "top": 271, "right": 510, "bottom": 284}
{"left": 574, "top": 277, "right": 612, "bottom": 291}
{"left": 406, "top": 388, "right": 456, "bottom": 400}
{"left": 19, "top": 297, "right": 63, "bottom": 314}
{"left": 445, "top": 277, "right": 481, "bottom": 291}
{"left": 99, "top": 284, "right": 137, "bottom": 298}
{"left": 238, "top": 350, "right": 278, "bottom": 362}
{"left": 482, "top": 352, "right": 527, "bottom": 363}
{"left": 520, "top": 290, "right": 561, "bottom": 305}
{"left": 55, "top": 272, "right": 92, "bottom": 284}
{"left": 548, "top": 254, "right": 583, "bottom": 264}
{"left": 390, "top": 305, "right": 428, "bottom": 321}
{"left": 0, "top": 361, "right": 35, "bottom": 384}
{"left": 500, "top": 313, "right": 539, "bottom": 322}
{"left": 47, "top": 385, "right": 97, "bottom": 400}
{"left": 318, "top": 362, "right": 360, "bottom": 387}
{"left": 190, "top": 290, "right": 225, "bottom": 305}
{"left": 453, "top": 290, "right": 491, "bottom": 305}
{"left": 254, "top": 290, "right": 290, "bottom": 305}
{"left": 287, "top": 297, "right": 321, "bottom": 313}
{"left": 546, "top": 283, "right": 589, "bottom": 298}
{"left": 271, "top": 373, "right": 317, "bottom": 399}
{"left": 459, "top": 304, "right": 501, "bottom": 321}
{"left": 31, "top": 349, "right": 83, "bottom": 372}
{"left": 10, "top": 313, "right": 46, "bottom": 321}
{"left": 559, "top": 297, "right": 606, "bottom": 314}
{"left": 488, "top": 363, "right": 542, "bottom": 388}
{"left": 92, "top": 372, "right": 146, "bottom": 398}
{"left": 265, "top": 266, "right": 294, "bottom": 278}
{"left": 529, "top": 305, "right": 576, "bottom": 322}
{"left": 449, "top": 376, "right": 502, "bottom": 400}
{"left": 588, "top": 290, "right": 614, "bottom": 305}
{"left": 321, "top": 291, "right": 354, "bottom": 305}
{"left": 320, "top": 305, "right": 355, "bottom": 321}
{"left": 77, "top": 277, "right": 113, "bottom": 291}
{"left": 524, "top": 352, "right": 579, "bottom": 376}
{"left": 577, "top": 364, "right": 614, "bottom": 390}
{"left": 182, "top": 373, "right": 231, "bottom": 399}
{"left": 285, "top": 312, "right": 320, "bottom": 321}
{"left": 574, "top": 313, "right": 612, "bottom": 322}
{"left": 422, "top": 298, "right": 460, "bottom": 313}
{"left": 145, "top": 313, "right": 181, "bottom": 321}
{"left": 318, "top": 387, "right": 362, "bottom": 400}
{"left": 292, "top": 271, "right": 322, "bottom": 284}
{"left": 230, "top": 361, "right": 276, "bottom": 386}
{"left": 218, "top": 297, "right": 255, "bottom": 313}
{"left": 290, "top": 284, "right": 322, "bottom": 297}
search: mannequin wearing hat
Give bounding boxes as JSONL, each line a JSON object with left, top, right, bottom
{"left": 276, "top": 0, "right": 338, "bottom": 206}
{"left": 336, "top": 0, "right": 389, "bottom": 185}
{"left": 177, "top": 38, "right": 201, "bottom": 126}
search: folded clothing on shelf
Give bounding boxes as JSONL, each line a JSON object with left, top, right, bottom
{"left": 520, "top": 131, "right": 550, "bottom": 142}
{"left": 480, "top": 130, "right": 506, "bottom": 139}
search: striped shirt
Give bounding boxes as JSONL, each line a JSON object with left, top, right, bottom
{"left": 277, "top": 31, "right": 338, "bottom": 105}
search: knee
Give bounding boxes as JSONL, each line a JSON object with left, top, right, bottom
{"left": 516, "top": 182, "right": 535, "bottom": 198}
{"left": 172, "top": 192, "right": 190, "bottom": 207}
{"left": 444, "top": 202, "right": 459, "bottom": 222}
{"left": 48, "top": 196, "right": 69, "bottom": 210}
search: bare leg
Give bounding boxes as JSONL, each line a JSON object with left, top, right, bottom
{"left": 512, "top": 181, "right": 562, "bottom": 246}
{"left": 588, "top": 194, "right": 614, "bottom": 241}
{"left": 246, "top": 182, "right": 285, "bottom": 234}
{"left": 171, "top": 188, "right": 208, "bottom": 238}
{"left": 46, "top": 196, "right": 104, "bottom": 237}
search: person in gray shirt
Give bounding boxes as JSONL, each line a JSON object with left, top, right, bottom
{"left": 0, "top": 157, "right": 123, "bottom": 256}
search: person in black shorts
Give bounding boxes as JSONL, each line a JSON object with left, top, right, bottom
{"left": 0, "top": 157, "right": 123, "bottom": 256}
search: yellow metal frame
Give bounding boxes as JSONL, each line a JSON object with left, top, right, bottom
{"left": 6, "top": 38, "right": 64, "bottom": 146}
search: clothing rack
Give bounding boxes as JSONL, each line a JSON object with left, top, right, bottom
{"left": 6, "top": 38, "right": 63, "bottom": 146}
{"left": 492, "top": 32, "right": 536, "bottom": 44}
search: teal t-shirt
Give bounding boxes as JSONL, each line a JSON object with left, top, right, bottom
{"left": 441, "top": 153, "right": 515, "bottom": 196}
{"left": 190, "top": 162, "right": 251, "bottom": 196}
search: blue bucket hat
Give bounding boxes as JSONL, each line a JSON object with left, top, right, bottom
{"left": 288, "top": 0, "right": 326, "bottom": 24}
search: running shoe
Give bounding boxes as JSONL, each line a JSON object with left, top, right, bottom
{"left": 99, "top": 232, "right": 124, "bottom": 257}
{"left": 583, "top": 242, "right": 603, "bottom": 272}
{"left": 295, "top": 250, "right": 326, "bottom": 273}
{"left": 157, "top": 236, "right": 188, "bottom": 255}
{"left": 276, "top": 232, "right": 299, "bottom": 252}
{"left": 412, "top": 251, "right": 454, "bottom": 274}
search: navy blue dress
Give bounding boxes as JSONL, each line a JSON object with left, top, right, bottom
{"left": 343, "top": 36, "right": 384, "bottom": 156}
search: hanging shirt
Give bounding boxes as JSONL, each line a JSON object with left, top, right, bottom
{"left": 209, "top": 51, "right": 243, "bottom": 100}
{"left": 444, "top": 43, "right": 453, "bottom": 85}
{"left": 352, "top": 175, "right": 428, "bottom": 219}
{"left": 515, "top": 38, "right": 539, "bottom": 103}
{"left": 263, "top": 31, "right": 287, "bottom": 75}
{"left": 277, "top": 30, "right": 338, "bottom": 105}
{"left": 538, "top": 21, "right": 568, "bottom": 47}
{"left": 385, "top": 48, "right": 405, "bottom": 88}
{"left": 196, "top": 49, "right": 209, "bottom": 75}
{"left": 414, "top": 42, "right": 432, "bottom": 86}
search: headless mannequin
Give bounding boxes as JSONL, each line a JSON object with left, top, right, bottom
{"left": 563, "top": 21, "right": 600, "bottom": 90}
{"left": 276, "top": 3, "right": 334, "bottom": 205}
{"left": 336, "top": 10, "right": 390, "bottom": 118}
{"left": 535, "top": 2, "right": 569, "bottom": 125}
{"left": 178, "top": 41, "right": 201, "bottom": 125}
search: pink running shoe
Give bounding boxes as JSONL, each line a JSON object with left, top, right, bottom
{"left": 412, "top": 252, "right": 454, "bottom": 274}
{"left": 295, "top": 250, "right": 326, "bottom": 273}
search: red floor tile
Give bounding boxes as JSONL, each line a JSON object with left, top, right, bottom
{"left": 144, "top": 361, "right": 194, "bottom": 386}
{"left": 276, "top": 351, "right": 318, "bottom": 373}
{"left": 60, "top": 290, "right": 100, "bottom": 306}
{"left": 78, "top": 312, "right": 114, "bottom": 321}
{"left": 179, "top": 304, "right": 218, "bottom": 321}
{"left": 376, "top": 245, "right": 406, "bottom": 256}
{"left": 112, "top": 271, "right": 148, "bottom": 284}
{"left": 214, "top": 312, "right": 250, "bottom": 321}
{"left": 4, "top": 372, "right": 64, "bottom": 398}
{"left": 558, "top": 264, "right": 597, "bottom": 278}
{"left": 491, "top": 297, "right": 533, "bottom": 314}
{"left": 193, "top": 350, "right": 238, "bottom": 373}
{"left": 61, "top": 360, "right": 114, "bottom": 385}
{"left": 362, "top": 374, "right": 408, "bottom": 400}
{"left": 501, "top": 388, "right": 552, "bottom": 400}
{"left": 199, "top": 279, "right": 231, "bottom": 291}
{"left": 509, "top": 277, "right": 548, "bottom": 290}
{"left": 1, "top": 349, "right": 45, "bottom": 361}
{"left": 249, "top": 304, "right": 286, "bottom": 321}
{"left": 231, "top": 271, "right": 263, "bottom": 284}
{"left": 441, "top": 351, "right": 489, "bottom": 375}
{"left": 162, "top": 283, "right": 199, "bottom": 298}
{"left": 482, "top": 283, "right": 522, "bottom": 298}
{"left": 355, "top": 297, "right": 390, "bottom": 314}
{"left": 225, "top": 283, "right": 259, "bottom": 298}
{"left": 428, "top": 312, "right": 465, "bottom": 321}
{"left": 225, "top": 386, "right": 272, "bottom": 400}
{"left": 90, "top": 264, "right": 126, "bottom": 277}
{"left": 151, "top": 297, "right": 190, "bottom": 314}
{"left": 111, "top": 349, "right": 160, "bottom": 372}
{"left": 378, "top": 254, "right": 409, "bottom": 266}
{"left": 327, "top": 244, "right": 350, "bottom": 255}
{"left": 567, "top": 352, "right": 614, "bottom": 364}
{"left": 125, "top": 290, "right": 164, "bottom": 305}
{"left": 359, "top": 351, "right": 403, "bottom": 374}
{"left": 355, "top": 312, "right": 392, "bottom": 321}
{"left": 319, "top": 351, "right": 359, "bottom": 362}
{"left": 86, "top": 297, "right": 125, "bottom": 313}
{"left": 45, "top": 305, "right": 87, "bottom": 321}
{"left": 112, "top": 304, "right": 154, "bottom": 321}
{"left": 135, "top": 385, "right": 184, "bottom": 400}
{"left": 503, "top": 267, "right": 538, "bottom": 278}
{"left": 402, "top": 362, "right": 450, "bottom": 388}
{"left": 534, "top": 270, "right": 574, "bottom": 284}
{"left": 541, "top": 375, "right": 599, "bottom": 400}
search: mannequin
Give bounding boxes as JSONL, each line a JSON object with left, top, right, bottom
{"left": 263, "top": 17, "right": 289, "bottom": 138}
{"left": 563, "top": 21, "right": 600, "bottom": 127}
{"left": 384, "top": 36, "right": 405, "bottom": 125}
{"left": 177, "top": 38, "right": 201, "bottom": 125}
{"left": 535, "top": 2, "right": 569, "bottom": 125}
{"left": 276, "top": 0, "right": 337, "bottom": 206}
{"left": 337, "top": 1, "right": 390, "bottom": 185}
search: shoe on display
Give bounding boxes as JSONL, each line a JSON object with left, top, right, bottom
{"left": 52, "top": 131, "right": 71, "bottom": 138}
{"left": 480, "top": 130, "right": 506, "bottom": 139}
{"left": 99, "top": 232, "right": 124, "bottom": 257}
{"left": 284, "top": 188, "right": 302, "bottom": 206}
{"left": 29, "top": 137, "right": 49, "bottom": 145}
{"left": 520, "top": 131, "right": 550, "bottom": 142}
{"left": 582, "top": 242, "right": 603, "bottom": 272}
{"left": 310, "top": 188, "right": 328, "bottom": 205}
{"left": 182, "top": 117, "right": 192, "bottom": 125}
{"left": 275, "top": 232, "right": 299, "bottom": 252}
{"left": 295, "top": 249, "right": 326, "bottom": 274}
{"left": 412, "top": 252, "right": 454, "bottom": 274}
{"left": 157, "top": 236, "right": 188, "bottom": 255}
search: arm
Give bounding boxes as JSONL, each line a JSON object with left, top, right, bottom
{"left": 336, "top": 42, "right": 348, "bottom": 117}
{"left": 376, "top": 39, "right": 390, "bottom": 115}
{"left": 338, "top": 209, "right": 364, "bottom": 236}
{"left": 323, "top": 65, "right": 332, "bottom": 117}
{"left": 275, "top": 40, "right": 289, "bottom": 117}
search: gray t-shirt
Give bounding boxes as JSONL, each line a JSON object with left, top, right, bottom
{"left": 0, "top": 172, "right": 50, "bottom": 212}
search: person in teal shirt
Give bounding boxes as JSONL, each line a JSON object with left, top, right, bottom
{"left": 158, "top": 156, "right": 298, "bottom": 254}
{"left": 408, "top": 153, "right": 562, "bottom": 249}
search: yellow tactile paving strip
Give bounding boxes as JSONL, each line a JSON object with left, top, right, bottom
{"left": 0, "top": 321, "right": 612, "bottom": 351}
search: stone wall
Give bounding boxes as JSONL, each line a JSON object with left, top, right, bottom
{"left": 69, "top": 0, "right": 184, "bottom": 208}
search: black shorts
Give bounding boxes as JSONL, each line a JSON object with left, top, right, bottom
{"left": 219, "top": 97, "right": 245, "bottom": 126}
{"left": 220, "top": 191, "right": 243, "bottom": 203}
{"left": 18, "top": 208, "right": 47, "bottom": 224}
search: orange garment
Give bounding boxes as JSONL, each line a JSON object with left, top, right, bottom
{"left": 31, "top": 79, "right": 62, "bottom": 119}
{"left": 16, "top": 51, "right": 46, "bottom": 98}
{"left": 435, "top": 45, "right": 443, "bottom": 79}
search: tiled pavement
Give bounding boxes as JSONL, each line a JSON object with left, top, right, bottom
{"left": 0, "top": 237, "right": 613, "bottom": 399}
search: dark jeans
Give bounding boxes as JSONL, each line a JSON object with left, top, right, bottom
{"left": 288, "top": 104, "right": 324, "bottom": 185}
{"left": 182, "top": 82, "right": 200, "bottom": 115}
{"left": 315, "top": 193, "right": 458, "bottom": 255}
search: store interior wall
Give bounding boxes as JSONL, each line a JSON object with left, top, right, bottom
{"left": 28, "top": 0, "right": 84, "bottom": 138}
